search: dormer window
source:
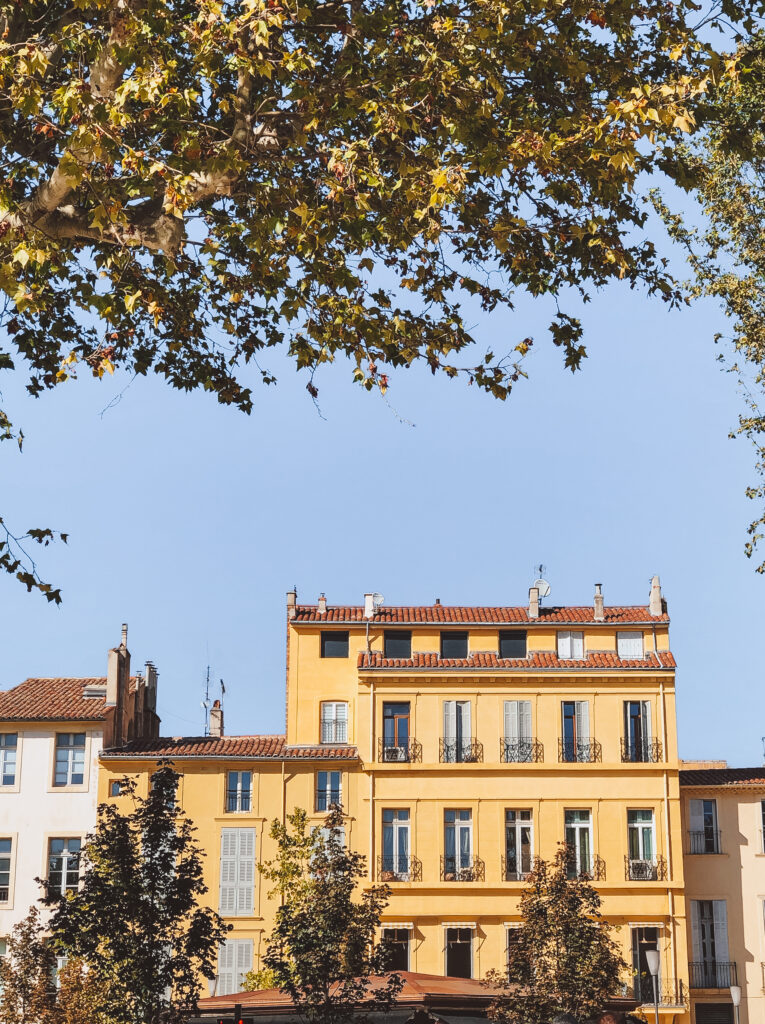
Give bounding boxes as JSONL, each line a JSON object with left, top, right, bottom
{"left": 499, "top": 630, "right": 527, "bottom": 658}
{"left": 557, "top": 631, "right": 584, "bottom": 659}
{"left": 617, "top": 631, "right": 643, "bottom": 659}
{"left": 384, "top": 631, "right": 411, "bottom": 659}
{"left": 440, "top": 631, "right": 468, "bottom": 659}
{"left": 321, "top": 631, "right": 349, "bottom": 658}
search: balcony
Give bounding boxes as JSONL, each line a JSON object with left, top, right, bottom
{"left": 439, "top": 739, "right": 483, "bottom": 764}
{"left": 687, "top": 829, "right": 722, "bottom": 855}
{"left": 376, "top": 854, "right": 422, "bottom": 882}
{"left": 621, "top": 738, "right": 663, "bottom": 763}
{"left": 566, "top": 853, "right": 606, "bottom": 880}
{"left": 558, "top": 739, "right": 602, "bottom": 763}
{"left": 689, "top": 962, "right": 737, "bottom": 989}
{"left": 440, "top": 855, "right": 485, "bottom": 881}
{"left": 378, "top": 738, "right": 423, "bottom": 763}
{"left": 624, "top": 855, "right": 668, "bottom": 881}
{"left": 500, "top": 738, "right": 544, "bottom": 763}
{"left": 315, "top": 789, "right": 342, "bottom": 812}
{"left": 501, "top": 857, "right": 532, "bottom": 881}
{"left": 625, "top": 978, "right": 687, "bottom": 1007}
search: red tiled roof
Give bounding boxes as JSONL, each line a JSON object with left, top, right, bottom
{"left": 358, "top": 651, "right": 676, "bottom": 671}
{"left": 0, "top": 677, "right": 111, "bottom": 721}
{"left": 680, "top": 767, "right": 765, "bottom": 788}
{"left": 292, "top": 604, "right": 669, "bottom": 625}
{"left": 101, "top": 734, "right": 359, "bottom": 760}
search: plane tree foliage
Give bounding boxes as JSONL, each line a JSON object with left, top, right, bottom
{"left": 0, "top": 0, "right": 760, "bottom": 595}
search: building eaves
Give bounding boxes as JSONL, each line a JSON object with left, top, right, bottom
{"left": 101, "top": 734, "right": 359, "bottom": 761}
{"left": 357, "top": 651, "right": 676, "bottom": 671}
{"left": 291, "top": 604, "right": 669, "bottom": 626}
{"left": 679, "top": 767, "right": 765, "bottom": 788}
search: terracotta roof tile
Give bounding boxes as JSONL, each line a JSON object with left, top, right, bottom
{"left": 0, "top": 677, "right": 111, "bottom": 721}
{"left": 102, "top": 734, "right": 359, "bottom": 760}
{"left": 293, "top": 604, "right": 669, "bottom": 625}
{"left": 358, "top": 651, "right": 676, "bottom": 671}
{"left": 680, "top": 767, "right": 765, "bottom": 787}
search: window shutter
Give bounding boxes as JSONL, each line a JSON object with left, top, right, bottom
{"left": 571, "top": 632, "right": 584, "bottom": 658}
{"left": 575, "top": 701, "right": 590, "bottom": 742}
{"left": 689, "top": 800, "right": 704, "bottom": 833}
{"left": 690, "top": 902, "right": 702, "bottom": 960}
{"left": 712, "top": 901, "right": 729, "bottom": 962}
{"left": 641, "top": 701, "right": 652, "bottom": 742}
{"left": 235, "top": 938, "right": 253, "bottom": 991}
{"left": 443, "top": 702, "right": 456, "bottom": 742}
{"left": 218, "top": 941, "right": 235, "bottom": 995}
{"left": 519, "top": 701, "right": 532, "bottom": 741}
{"left": 219, "top": 830, "right": 238, "bottom": 915}
{"left": 321, "top": 703, "right": 332, "bottom": 743}
{"left": 336, "top": 703, "right": 348, "bottom": 743}
{"left": 558, "top": 632, "right": 571, "bottom": 658}
{"left": 458, "top": 701, "right": 471, "bottom": 739}
{"left": 236, "top": 829, "right": 255, "bottom": 915}
{"left": 504, "top": 701, "right": 518, "bottom": 742}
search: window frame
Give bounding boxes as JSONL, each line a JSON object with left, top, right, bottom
{"left": 444, "top": 809, "right": 473, "bottom": 873}
{"left": 0, "top": 733, "right": 19, "bottom": 791}
{"left": 320, "top": 631, "right": 349, "bottom": 659}
{"left": 504, "top": 809, "right": 533, "bottom": 880}
{"left": 383, "top": 630, "right": 412, "bottom": 659}
{"left": 557, "top": 631, "right": 584, "bottom": 660}
{"left": 0, "top": 834, "right": 16, "bottom": 906}
{"left": 564, "top": 809, "right": 592, "bottom": 876}
{"left": 616, "top": 630, "right": 644, "bottom": 659}
{"left": 381, "top": 927, "right": 410, "bottom": 971}
{"left": 498, "top": 630, "right": 527, "bottom": 659}
{"left": 315, "top": 770, "right": 342, "bottom": 811}
{"left": 627, "top": 809, "right": 656, "bottom": 864}
{"left": 381, "top": 808, "right": 411, "bottom": 879}
{"left": 46, "top": 837, "right": 82, "bottom": 896}
{"left": 319, "top": 702, "right": 349, "bottom": 744}
{"left": 440, "top": 630, "right": 468, "bottom": 659}
{"left": 51, "top": 732, "right": 88, "bottom": 791}
{"left": 444, "top": 926, "right": 473, "bottom": 979}
{"left": 225, "top": 771, "right": 252, "bottom": 813}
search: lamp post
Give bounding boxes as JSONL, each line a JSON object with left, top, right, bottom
{"left": 730, "top": 983, "right": 742, "bottom": 1024}
{"left": 645, "top": 948, "right": 660, "bottom": 1024}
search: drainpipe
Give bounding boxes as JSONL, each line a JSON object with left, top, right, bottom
{"left": 369, "top": 678, "right": 375, "bottom": 881}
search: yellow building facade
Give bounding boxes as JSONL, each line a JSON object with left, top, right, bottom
{"left": 99, "top": 580, "right": 689, "bottom": 1021}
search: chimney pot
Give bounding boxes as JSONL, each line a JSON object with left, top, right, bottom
{"left": 121, "top": 623, "right": 128, "bottom": 648}
{"left": 435, "top": 597, "right": 441, "bottom": 605}
{"left": 318, "top": 593, "right": 327, "bottom": 614}
{"left": 364, "top": 593, "right": 375, "bottom": 618}
{"left": 210, "top": 700, "right": 224, "bottom": 738}
{"left": 649, "top": 574, "right": 663, "bottom": 617}
{"left": 286, "top": 588, "right": 297, "bottom": 619}
{"left": 594, "top": 583, "right": 605, "bottom": 622}
{"left": 528, "top": 586, "right": 540, "bottom": 620}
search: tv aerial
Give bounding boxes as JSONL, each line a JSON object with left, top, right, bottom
{"left": 532, "top": 564, "right": 551, "bottom": 600}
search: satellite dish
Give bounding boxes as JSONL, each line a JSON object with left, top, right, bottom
{"left": 533, "top": 578, "right": 551, "bottom": 599}
{"left": 373, "top": 592, "right": 384, "bottom": 610}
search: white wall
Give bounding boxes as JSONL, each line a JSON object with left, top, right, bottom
{"left": 0, "top": 725, "right": 103, "bottom": 938}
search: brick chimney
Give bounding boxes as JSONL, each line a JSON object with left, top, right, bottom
{"left": 649, "top": 575, "right": 663, "bottom": 616}
{"left": 594, "top": 583, "right": 604, "bottom": 622}
{"left": 286, "top": 588, "right": 297, "bottom": 620}
{"left": 210, "top": 699, "right": 224, "bottom": 738}
{"left": 528, "top": 586, "right": 539, "bottom": 620}
{"left": 106, "top": 623, "right": 130, "bottom": 747}
{"left": 318, "top": 593, "right": 327, "bottom": 614}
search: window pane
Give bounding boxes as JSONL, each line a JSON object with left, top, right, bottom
{"left": 499, "top": 631, "right": 527, "bottom": 658}
{"left": 321, "top": 631, "right": 349, "bottom": 658}
{"left": 384, "top": 631, "right": 412, "bottom": 658}
{"left": 441, "top": 631, "right": 468, "bottom": 658}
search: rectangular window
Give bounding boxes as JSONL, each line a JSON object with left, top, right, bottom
{"left": 617, "top": 631, "right": 644, "bottom": 659}
{"left": 561, "top": 701, "right": 590, "bottom": 761}
{"left": 442, "top": 701, "right": 472, "bottom": 762}
{"left": 444, "top": 810, "right": 472, "bottom": 877}
{"left": 382, "top": 928, "right": 409, "bottom": 971}
{"left": 321, "top": 631, "right": 349, "bottom": 658}
{"left": 320, "top": 702, "right": 348, "bottom": 744}
{"left": 53, "top": 734, "right": 86, "bottom": 787}
{"left": 217, "top": 938, "right": 253, "bottom": 996}
{"left": 315, "top": 770, "right": 342, "bottom": 811}
{"left": 503, "top": 701, "right": 532, "bottom": 761}
{"left": 109, "top": 780, "right": 125, "bottom": 797}
{"left": 0, "top": 735, "right": 17, "bottom": 787}
{"left": 384, "top": 630, "right": 412, "bottom": 659}
{"left": 440, "top": 631, "right": 468, "bottom": 659}
{"left": 631, "top": 926, "right": 660, "bottom": 1002}
{"left": 623, "top": 701, "right": 652, "bottom": 761}
{"left": 691, "top": 900, "right": 730, "bottom": 987}
{"left": 505, "top": 810, "right": 533, "bottom": 880}
{"left": 0, "top": 838, "right": 11, "bottom": 903}
{"left": 627, "top": 810, "right": 656, "bottom": 878}
{"left": 499, "top": 630, "right": 527, "bottom": 658}
{"left": 557, "top": 631, "right": 584, "bottom": 659}
{"left": 381, "top": 702, "right": 410, "bottom": 761}
{"left": 564, "top": 810, "right": 592, "bottom": 877}
{"left": 219, "top": 828, "right": 255, "bottom": 917}
{"left": 381, "top": 810, "right": 410, "bottom": 880}
{"left": 506, "top": 926, "right": 521, "bottom": 973}
{"left": 48, "top": 838, "right": 81, "bottom": 895}
{"left": 445, "top": 927, "right": 472, "bottom": 978}
{"left": 689, "top": 799, "right": 721, "bottom": 854}
{"left": 226, "top": 771, "right": 252, "bottom": 813}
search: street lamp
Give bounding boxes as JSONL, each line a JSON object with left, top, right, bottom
{"left": 645, "top": 948, "right": 660, "bottom": 1024}
{"left": 730, "top": 983, "right": 742, "bottom": 1024}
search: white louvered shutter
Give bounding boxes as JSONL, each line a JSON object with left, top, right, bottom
{"left": 458, "top": 701, "right": 471, "bottom": 738}
{"left": 236, "top": 828, "right": 255, "bottom": 915}
{"left": 641, "top": 701, "right": 652, "bottom": 742}
{"left": 504, "top": 701, "right": 518, "bottom": 742}
{"left": 571, "top": 632, "right": 584, "bottom": 658}
{"left": 235, "top": 939, "right": 253, "bottom": 992}
{"left": 519, "top": 701, "right": 532, "bottom": 742}
{"left": 336, "top": 702, "right": 348, "bottom": 742}
{"left": 558, "top": 632, "right": 571, "bottom": 658}
{"left": 218, "top": 941, "right": 235, "bottom": 995}
{"left": 713, "top": 901, "right": 729, "bottom": 962}
{"left": 689, "top": 800, "right": 704, "bottom": 833}
{"left": 617, "top": 631, "right": 643, "bottom": 658}
{"left": 321, "top": 703, "right": 333, "bottom": 743}
{"left": 690, "top": 902, "right": 702, "bottom": 960}
{"left": 575, "top": 701, "right": 590, "bottom": 742}
{"left": 219, "top": 830, "right": 238, "bottom": 915}
{"left": 443, "top": 702, "right": 456, "bottom": 742}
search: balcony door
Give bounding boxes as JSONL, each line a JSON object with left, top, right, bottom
{"left": 631, "top": 926, "right": 659, "bottom": 1003}
{"left": 691, "top": 900, "right": 730, "bottom": 987}
{"left": 444, "top": 810, "right": 472, "bottom": 875}
{"left": 624, "top": 701, "right": 651, "bottom": 760}
{"left": 382, "top": 809, "right": 410, "bottom": 879}
{"left": 443, "top": 701, "right": 471, "bottom": 762}
{"left": 382, "top": 703, "right": 410, "bottom": 761}
{"left": 689, "top": 799, "right": 720, "bottom": 854}
{"left": 561, "top": 701, "right": 589, "bottom": 761}
{"left": 564, "top": 809, "right": 591, "bottom": 877}
{"left": 445, "top": 927, "right": 472, "bottom": 978}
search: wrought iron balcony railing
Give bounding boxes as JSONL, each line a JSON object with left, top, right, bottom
{"left": 624, "top": 855, "right": 668, "bottom": 881}
{"left": 439, "top": 739, "right": 483, "bottom": 763}
{"left": 225, "top": 790, "right": 252, "bottom": 812}
{"left": 376, "top": 854, "right": 422, "bottom": 882}
{"left": 0, "top": 885, "right": 8, "bottom": 902}
{"left": 500, "top": 738, "right": 544, "bottom": 763}
{"left": 566, "top": 853, "right": 606, "bottom": 881}
{"left": 687, "top": 829, "right": 722, "bottom": 855}
{"left": 689, "top": 962, "right": 737, "bottom": 989}
{"left": 440, "top": 855, "right": 485, "bottom": 881}
{"left": 558, "top": 739, "right": 602, "bottom": 763}
{"left": 315, "top": 789, "right": 342, "bottom": 812}
{"left": 620, "top": 738, "right": 664, "bottom": 763}
{"left": 624, "top": 978, "right": 687, "bottom": 1007}
{"left": 501, "top": 856, "right": 533, "bottom": 881}
{"left": 377, "top": 737, "right": 423, "bottom": 763}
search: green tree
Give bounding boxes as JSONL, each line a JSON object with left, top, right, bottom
{"left": 0, "top": 0, "right": 757, "bottom": 596}
{"left": 259, "top": 806, "right": 402, "bottom": 1024}
{"left": 0, "top": 906, "right": 58, "bottom": 1024}
{"left": 486, "top": 848, "right": 627, "bottom": 1024}
{"left": 42, "top": 761, "right": 230, "bottom": 1024}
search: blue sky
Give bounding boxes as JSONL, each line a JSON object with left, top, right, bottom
{"left": 0, "top": 223, "right": 762, "bottom": 766}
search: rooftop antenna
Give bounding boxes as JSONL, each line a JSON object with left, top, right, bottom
{"left": 201, "top": 666, "right": 212, "bottom": 736}
{"left": 532, "top": 563, "right": 551, "bottom": 602}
